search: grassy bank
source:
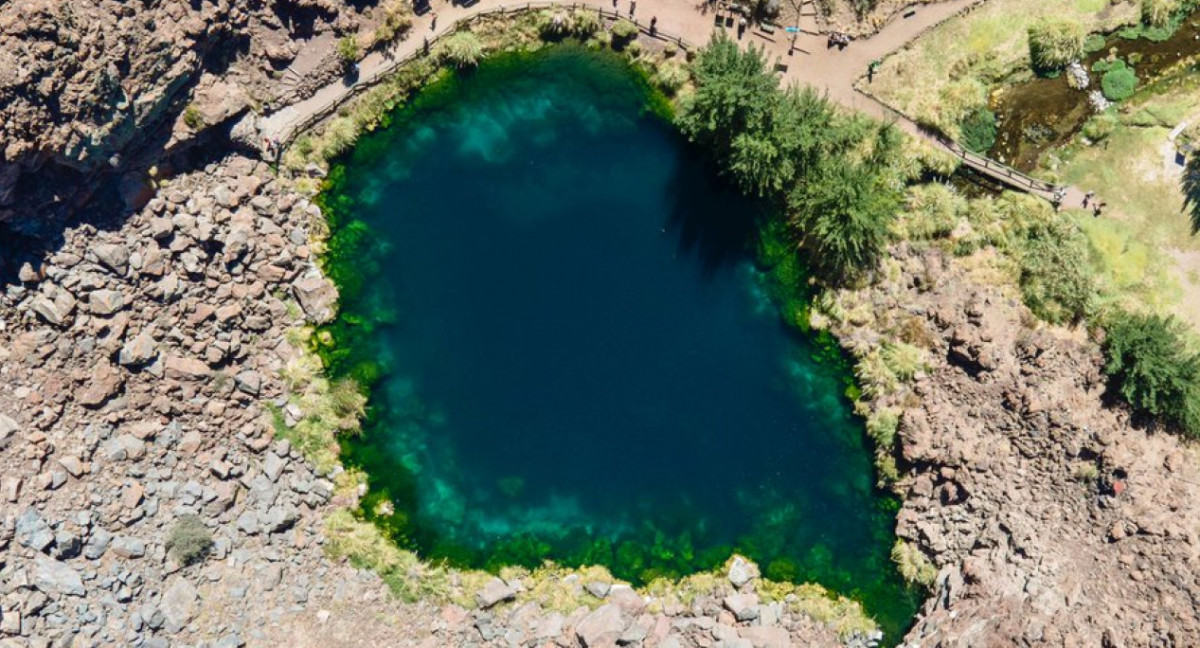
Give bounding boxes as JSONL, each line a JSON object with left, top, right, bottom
{"left": 867, "top": 0, "right": 1141, "bottom": 137}
{"left": 275, "top": 12, "right": 886, "bottom": 640}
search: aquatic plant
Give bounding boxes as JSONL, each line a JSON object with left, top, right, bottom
{"left": 1099, "top": 60, "right": 1139, "bottom": 101}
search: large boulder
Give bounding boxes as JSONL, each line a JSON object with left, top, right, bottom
{"left": 293, "top": 272, "right": 338, "bottom": 324}
{"left": 34, "top": 556, "right": 86, "bottom": 597}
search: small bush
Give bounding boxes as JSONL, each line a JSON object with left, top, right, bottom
{"left": 1081, "top": 110, "right": 1119, "bottom": 142}
{"left": 1027, "top": 18, "right": 1085, "bottom": 73}
{"left": 652, "top": 62, "right": 689, "bottom": 94}
{"left": 536, "top": 9, "right": 574, "bottom": 38}
{"left": 167, "top": 515, "right": 214, "bottom": 566}
{"left": 855, "top": 349, "right": 899, "bottom": 399}
{"left": 373, "top": 0, "right": 414, "bottom": 46}
{"left": 610, "top": 18, "right": 639, "bottom": 44}
{"left": 882, "top": 342, "right": 926, "bottom": 382}
{"left": 902, "top": 183, "right": 965, "bottom": 241}
{"left": 1018, "top": 220, "right": 1096, "bottom": 324}
{"left": 892, "top": 540, "right": 937, "bottom": 587}
{"left": 183, "top": 104, "right": 204, "bottom": 130}
{"left": 337, "top": 35, "right": 361, "bottom": 64}
{"left": 1142, "top": 0, "right": 1178, "bottom": 28}
{"left": 1102, "top": 311, "right": 1200, "bottom": 437}
{"left": 1100, "top": 60, "right": 1139, "bottom": 101}
{"left": 960, "top": 108, "right": 997, "bottom": 154}
{"left": 571, "top": 8, "right": 602, "bottom": 36}
{"left": 436, "top": 31, "right": 485, "bottom": 68}
{"left": 1083, "top": 33, "right": 1107, "bottom": 53}
{"left": 866, "top": 408, "right": 900, "bottom": 448}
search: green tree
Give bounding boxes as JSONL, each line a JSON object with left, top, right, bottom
{"left": 960, "top": 108, "right": 997, "bottom": 154}
{"left": 676, "top": 34, "right": 784, "bottom": 161}
{"left": 1103, "top": 311, "right": 1200, "bottom": 437}
{"left": 787, "top": 153, "right": 901, "bottom": 283}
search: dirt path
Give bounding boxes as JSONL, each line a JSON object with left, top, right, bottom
{"left": 261, "top": 0, "right": 1085, "bottom": 201}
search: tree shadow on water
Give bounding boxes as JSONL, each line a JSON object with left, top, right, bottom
{"left": 664, "top": 153, "right": 763, "bottom": 279}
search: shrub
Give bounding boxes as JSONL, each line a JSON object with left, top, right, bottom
{"left": 610, "top": 18, "right": 639, "bottom": 43}
{"left": 882, "top": 342, "right": 926, "bottom": 381}
{"left": 1102, "top": 311, "right": 1200, "bottom": 437}
{"left": 1142, "top": 0, "right": 1178, "bottom": 28}
{"left": 436, "top": 32, "right": 484, "bottom": 68}
{"left": 571, "top": 8, "right": 602, "bottom": 36}
{"left": 183, "top": 104, "right": 204, "bottom": 130}
{"left": 866, "top": 408, "right": 900, "bottom": 448}
{"left": 167, "top": 515, "right": 214, "bottom": 566}
{"left": 892, "top": 540, "right": 937, "bottom": 587}
{"left": 373, "top": 0, "right": 414, "bottom": 46}
{"left": 536, "top": 9, "right": 575, "bottom": 38}
{"left": 937, "top": 77, "right": 987, "bottom": 135}
{"left": 855, "top": 348, "right": 898, "bottom": 399}
{"left": 1018, "top": 220, "right": 1096, "bottom": 324}
{"left": 337, "top": 35, "right": 361, "bottom": 64}
{"left": 1081, "top": 110, "right": 1119, "bottom": 142}
{"left": 960, "top": 107, "right": 997, "bottom": 154}
{"left": 1100, "top": 60, "right": 1139, "bottom": 101}
{"left": 902, "top": 183, "right": 965, "bottom": 240}
{"left": 1027, "top": 18, "right": 1085, "bottom": 73}
{"left": 652, "top": 61, "right": 689, "bottom": 94}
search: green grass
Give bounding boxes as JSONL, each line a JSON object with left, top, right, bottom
{"left": 869, "top": 0, "right": 1139, "bottom": 136}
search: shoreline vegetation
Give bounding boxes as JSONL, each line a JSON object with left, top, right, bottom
{"left": 279, "top": 11, "right": 889, "bottom": 641}
{"left": 271, "top": 2, "right": 1200, "bottom": 642}
{"left": 863, "top": 0, "right": 1200, "bottom": 436}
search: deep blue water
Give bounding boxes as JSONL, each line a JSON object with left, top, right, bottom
{"left": 323, "top": 44, "right": 915, "bottom": 635}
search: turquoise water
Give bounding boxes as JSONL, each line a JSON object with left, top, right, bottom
{"left": 321, "top": 45, "right": 916, "bottom": 637}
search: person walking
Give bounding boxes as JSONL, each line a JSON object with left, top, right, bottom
{"left": 431, "top": 11, "right": 437, "bottom": 30}
{"left": 630, "top": 0, "right": 637, "bottom": 15}
{"left": 1083, "top": 191, "right": 1094, "bottom": 208}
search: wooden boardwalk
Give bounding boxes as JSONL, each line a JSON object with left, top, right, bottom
{"left": 260, "top": 0, "right": 1076, "bottom": 202}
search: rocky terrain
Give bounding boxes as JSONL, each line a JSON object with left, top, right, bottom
{"left": 0, "top": 152, "right": 874, "bottom": 648}
{"left": 6, "top": 0, "right": 1200, "bottom": 647}
{"left": 834, "top": 244, "right": 1200, "bottom": 647}
{"left": 0, "top": 0, "right": 379, "bottom": 229}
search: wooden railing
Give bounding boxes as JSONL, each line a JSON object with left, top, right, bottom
{"left": 863, "top": 91, "right": 1063, "bottom": 196}
{"left": 273, "top": 2, "right": 695, "bottom": 148}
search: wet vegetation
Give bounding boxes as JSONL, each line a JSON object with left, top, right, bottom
{"left": 310, "top": 37, "right": 926, "bottom": 640}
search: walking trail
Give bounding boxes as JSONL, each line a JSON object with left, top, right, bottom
{"left": 261, "top": 0, "right": 1085, "bottom": 203}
